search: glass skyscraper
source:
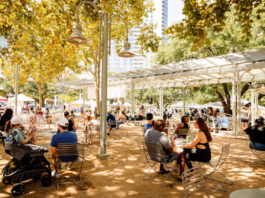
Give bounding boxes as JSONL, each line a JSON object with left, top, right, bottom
{"left": 108, "top": 0, "right": 169, "bottom": 73}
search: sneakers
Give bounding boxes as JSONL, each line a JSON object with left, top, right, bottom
{"left": 51, "top": 170, "right": 60, "bottom": 178}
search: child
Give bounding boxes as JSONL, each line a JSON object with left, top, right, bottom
{"left": 27, "top": 116, "right": 37, "bottom": 144}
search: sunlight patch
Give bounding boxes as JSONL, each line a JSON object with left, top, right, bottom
{"left": 126, "top": 179, "right": 135, "bottom": 184}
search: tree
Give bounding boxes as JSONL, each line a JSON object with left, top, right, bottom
{"left": 19, "top": 82, "right": 57, "bottom": 105}
{"left": 1, "top": 0, "right": 80, "bottom": 107}
{"left": 166, "top": 0, "right": 265, "bottom": 49}
{"left": 129, "top": 87, "right": 183, "bottom": 109}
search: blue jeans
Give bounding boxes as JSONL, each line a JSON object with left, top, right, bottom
{"left": 249, "top": 142, "right": 265, "bottom": 151}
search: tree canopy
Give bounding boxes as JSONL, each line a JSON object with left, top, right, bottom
{"left": 166, "top": 0, "right": 265, "bottom": 49}
{"left": 0, "top": 0, "right": 160, "bottom": 108}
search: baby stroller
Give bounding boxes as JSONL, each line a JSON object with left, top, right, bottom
{"left": 2, "top": 141, "right": 52, "bottom": 196}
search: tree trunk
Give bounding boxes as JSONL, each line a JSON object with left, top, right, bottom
{"left": 37, "top": 82, "right": 43, "bottom": 108}
{"left": 212, "top": 85, "right": 232, "bottom": 114}
{"left": 221, "top": 83, "right": 232, "bottom": 115}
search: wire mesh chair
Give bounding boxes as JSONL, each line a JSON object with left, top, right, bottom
{"left": 142, "top": 140, "right": 176, "bottom": 180}
{"left": 245, "top": 136, "right": 265, "bottom": 162}
{"left": 198, "top": 143, "right": 232, "bottom": 192}
{"left": 182, "top": 167, "right": 210, "bottom": 198}
{"left": 55, "top": 143, "right": 84, "bottom": 189}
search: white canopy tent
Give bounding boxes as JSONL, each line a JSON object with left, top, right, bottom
{"left": 9, "top": 94, "right": 35, "bottom": 102}
{"left": 8, "top": 94, "right": 35, "bottom": 113}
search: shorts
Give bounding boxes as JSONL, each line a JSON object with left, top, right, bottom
{"left": 241, "top": 118, "right": 248, "bottom": 123}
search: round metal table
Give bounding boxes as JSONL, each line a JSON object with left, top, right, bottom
{"left": 229, "top": 189, "right": 265, "bottom": 198}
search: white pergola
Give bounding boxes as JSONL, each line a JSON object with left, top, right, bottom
{"left": 108, "top": 48, "right": 265, "bottom": 135}
{"left": 61, "top": 48, "right": 265, "bottom": 135}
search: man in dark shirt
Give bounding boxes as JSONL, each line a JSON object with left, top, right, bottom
{"left": 107, "top": 110, "right": 116, "bottom": 135}
{"left": 64, "top": 111, "right": 75, "bottom": 132}
{"left": 244, "top": 117, "right": 265, "bottom": 151}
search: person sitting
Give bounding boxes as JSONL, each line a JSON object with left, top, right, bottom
{"left": 143, "top": 113, "right": 153, "bottom": 136}
{"left": 175, "top": 115, "right": 190, "bottom": 138}
{"left": 116, "top": 111, "right": 126, "bottom": 129}
{"left": 9, "top": 116, "right": 35, "bottom": 144}
{"left": 107, "top": 110, "right": 116, "bottom": 135}
{"left": 0, "top": 108, "right": 13, "bottom": 132}
{"left": 50, "top": 118, "right": 78, "bottom": 172}
{"left": 27, "top": 116, "right": 37, "bottom": 144}
{"left": 64, "top": 111, "right": 75, "bottom": 132}
{"left": 144, "top": 120, "right": 180, "bottom": 174}
{"left": 182, "top": 118, "right": 212, "bottom": 170}
{"left": 243, "top": 117, "right": 265, "bottom": 151}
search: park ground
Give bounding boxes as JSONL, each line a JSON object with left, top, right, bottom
{"left": 0, "top": 124, "right": 264, "bottom": 198}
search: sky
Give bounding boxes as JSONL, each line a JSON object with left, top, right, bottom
{"left": 168, "top": 0, "right": 185, "bottom": 26}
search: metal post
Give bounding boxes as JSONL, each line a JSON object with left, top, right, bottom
{"left": 15, "top": 64, "right": 18, "bottom": 116}
{"left": 131, "top": 82, "right": 135, "bottom": 117}
{"left": 83, "top": 88, "right": 86, "bottom": 107}
{"left": 236, "top": 71, "right": 241, "bottom": 135}
{"left": 232, "top": 72, "right": 237, "bottom": 135}
{"left": 183, "top": 87, "right": 186, "bottom": 116}
{"left": 159, "top": 88, "right": 164, "bottom": 118}
{"left": 99, "top": 12, "right": 109, "bottom": 159}
{"left": 254, "top": 89, "right": 258, "bottom": 119}
{"left": 251, "top": 88, "right": 255, "bottom": 126}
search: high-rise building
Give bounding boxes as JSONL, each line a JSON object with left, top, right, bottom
{"left": 0, "top": 36, "right": 8, "bottom": 48}
{"left": 108, "top": 0, "right": 169, "bottom": 73}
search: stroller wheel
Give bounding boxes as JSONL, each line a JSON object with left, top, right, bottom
{"left": 41, "top": 175, "right": 52, "bottom": 187}
{"left": 2, "top": 177, "right": 10, "bottom": 185}
{"left": 11, "top": 183, "right": 24, "bottom": 196}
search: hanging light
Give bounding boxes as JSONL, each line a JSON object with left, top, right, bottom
{"left": 67, "top": 22, "right": 88, "bottom": 45}
{"left": 118, "top": 41, "right": 136, "bottom": 58}
{"left": 28, "top": 74, "right": 34, "bottom": 82}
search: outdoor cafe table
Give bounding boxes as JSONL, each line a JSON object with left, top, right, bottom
{"left": 172, "top": 137, "right": 193, "bottom": 153}
{"left": 229, "top": 189, "right": 265, "bottom": 198}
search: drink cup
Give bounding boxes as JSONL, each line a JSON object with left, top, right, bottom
{"left": 186, "top": 135, "right": 191, "bottom": 142}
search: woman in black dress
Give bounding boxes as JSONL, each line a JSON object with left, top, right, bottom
{"left": 182, "top": 117, "right": 212, "bottom": 170}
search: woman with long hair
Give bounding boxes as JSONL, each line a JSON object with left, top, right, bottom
{"left": 182, "top": 117, "right": 212, "bottom": 170}
{"left": 0, "top": 108, "right": 13, "bottom": 132}
{"left": 175, "top": 115, "right": 190, "bottom": 138}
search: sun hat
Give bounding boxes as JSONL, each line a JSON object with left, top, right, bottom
{"left": 56, "top": 118, "right": 69, "bottom": 127}
{"left": 11, "top": 116, "right": 24, "bottom": 125}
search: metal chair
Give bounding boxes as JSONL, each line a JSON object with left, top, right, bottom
{"left": 199, "top": 143, "right": 232, "bottom": 192}
{"left": 142, "top": 140, "right": 176, "bottom": 180}
{"left": 245, "top": 136, "right": 265, "bottom": 162}
{"left": 182, "top": 167, "right": 210, "bottom": 198}
{"left": 55, "top": 143, "right": 84, "bottom": 189}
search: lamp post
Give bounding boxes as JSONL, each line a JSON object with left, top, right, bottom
{"left": 15, "top": 64, "right": 18, "bottom": 116}
{"left": 67, "top": 0, "right": 135, "bottom": 158}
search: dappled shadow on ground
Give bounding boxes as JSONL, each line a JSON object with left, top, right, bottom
{"left": 0, "top": 125, "right": 264, "bottom": 197}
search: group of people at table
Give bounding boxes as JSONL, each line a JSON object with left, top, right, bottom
{"left": 143, "top": 114, "right": 212, "bottom": 181}
{"left": 143, "top": 113, "right": 265, "bottom": 181}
